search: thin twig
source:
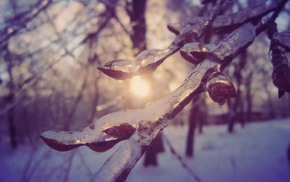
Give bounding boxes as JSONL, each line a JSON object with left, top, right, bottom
{"left": 163, "top": 134, "right": 202, "bottom": 182}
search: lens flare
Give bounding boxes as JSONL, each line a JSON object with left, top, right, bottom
{"left": 130, "top": 76, "right": 149, "bottom": 97}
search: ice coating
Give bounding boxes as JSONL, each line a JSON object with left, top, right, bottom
{"left": 103, "top": 59, "right": 140, "bottom": 73}
{"left": 41, "top": 110, "right": 138, "bottom": 152}
{"left": 90, "top": 60, "right": 218, "bottom": 181}
{"left": 167, "top": 22, "right": 191, "bottom": 35}
{"left": 136, "top": 49, "right": 171, "bottom": 66}
{"left": 38, "top": 0, "right": 288, "bottom": 181}
{"left": 206, "top": 72, "right": 236, "bottom": 105}
{"left": 41, "top": 60, "right": 217, "bottom": 152}
{"left": 272, "top": 32, "right": 290, "bottom": 50}
{"left": 41, "top": 23, "right": 258, "bottom": 153}
{"left": 98, "top": 2, "right": 274, "bottom": 81}
{"left": 213, "top": 23, "right": 255, "bottom": 66}
{"left": 167, "top": 17, "right": 207, "bottom": 35}
{"left": 180, "top": 23, "right": 255, "bottom": 66}
{"left": 168, "top": 2, "right": 276, "bottom": 35}
{"left": 213, "top": 15, "right": 232, "bottom": 28}
{"left": 92, "top": 138, "right": 142, "bottom": 182}
{"left": 97, "top": 48, "right": 176, "bottom": 80}
{"left": 180, "top": 42, "right": 219, "bottom": 64}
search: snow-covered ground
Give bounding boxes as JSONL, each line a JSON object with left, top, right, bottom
{"left": 1, "top": 119, "right": 290, "bottom": 182}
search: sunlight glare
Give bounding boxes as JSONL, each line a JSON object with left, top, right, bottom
{"left": 130, "top": 77, "right": 150, "bottom": 97}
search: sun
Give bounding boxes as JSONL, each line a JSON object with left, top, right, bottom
{"left": 130, "top": 76, "right": 150, "bottom": 97}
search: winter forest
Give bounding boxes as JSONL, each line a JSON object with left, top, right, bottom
{"left": 1, "top": 0, "right": 290, "bottom": 181}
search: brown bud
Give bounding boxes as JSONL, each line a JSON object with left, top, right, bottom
{"left": 97, "top": 67, "right": 131, "bottom": 80}
{"left": 272, "top": 63, "right": 290, "bottom": 95}
{"left": 167, "top": 23, "right": 189, "bottom": 35}
{"left": 206, "top": 72, "right": 236, "bottom": 105}
{"left": 86, "top": 140, "right": 121, "bottom": 152}
{"left": 40, "top": 134, "right": 81, "bottom": 152}
{"left": 102, "top": 123, "right": 136, "bottom": 139}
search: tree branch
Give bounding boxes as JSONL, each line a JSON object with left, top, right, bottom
{"left": 40, "top": 0, "right": 288, "bottom": 181}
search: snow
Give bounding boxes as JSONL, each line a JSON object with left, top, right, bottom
{"left": 1, "top": 118, "right": 290, "bottom": 182}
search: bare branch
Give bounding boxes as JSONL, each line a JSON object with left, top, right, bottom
{"left": 0, "top": 0, "right": 53, "bottom": 49}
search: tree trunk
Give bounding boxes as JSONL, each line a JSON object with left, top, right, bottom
{"left": 186, "top": 102, "right": 196, "bottom": 157}
{"left": 245, "top": 72, "right": 253, "bottom": 121}
{"left": 186, "top": 94, "right": 206, "bottom": 157}
{"left": 126, "top": 0, "right": 165, "bottom": 167}
{"left": 228, "top": 51, "right": 247, "bottom": 133}
{"left": 5, "top": 49, "right": 17, "bottom": 149}
{"left": 128, "top": 0, "right": 147, "bottom": 55}
{"left": 144, "top": 134, "right": 164, "bottom": 166}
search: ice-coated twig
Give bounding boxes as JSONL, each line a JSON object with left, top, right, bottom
{"left": 91, "top": 59, "right": 218, "bottom": 182}
{"left": 163, "top": 134, "right": 202, "bottom": 182}
{"left": 41, "top": 59, "right": 217, "bottom": 152}
{"left": 91, "top": 138, "right": 143, "bottom": 182}
{"left": 168, "top": 1, "right": 278, "bottom": 35}
{"left": 180, "top": 23, "right": 256, "bottom": 70}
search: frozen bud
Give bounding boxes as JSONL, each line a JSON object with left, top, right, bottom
{"left": 40, "top": 116, "right": 137, "bottom": 152}
{"left": 271, "top": 58, "right": 290, "bottom": 98}
{"left": 88, "top": 123, "right": 136, "bottom": 152}
{"left": 98, "top": 49, "right": 173, "bottom": 80}
{"left": 40, "top": 132, "right": 81, "bottom": 151}
{"left": 180, "top": 42, "right": 218, "bottom": 64}
{"left": 167, "top": 23, "right": 190, "bottom": 35}
{"left": 102, "top": 123, "right": 136, "bottom": 139}
{"left": 206, "top": 72, "right": 236, "bottom": 105}
{"left": 270, "top": 32, "right": 290, "bottom": 98}
{"left": 98, "top": 59, "right": 138, "bottom": 80}
{"left": 171, "top": 31, "right": 197, "bottom": 47}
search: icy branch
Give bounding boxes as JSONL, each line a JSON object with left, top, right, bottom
{"left": 40, "top": 0, "right": 288, "bottom": 181}
{"left": 97, "top": 0, "right": 284, "bottom": 80}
